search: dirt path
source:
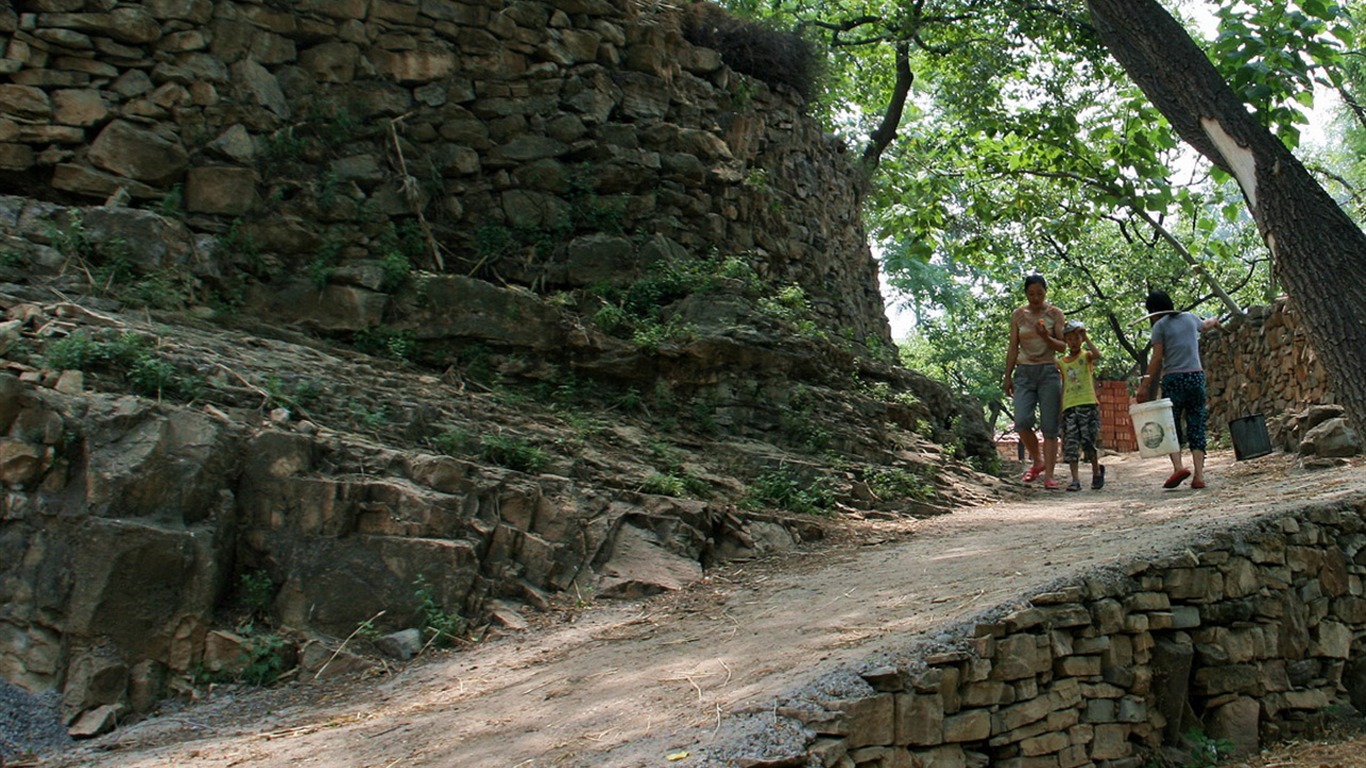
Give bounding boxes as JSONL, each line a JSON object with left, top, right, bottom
{"left": 51, "top": 449, "right": 1366, "bottom": 768}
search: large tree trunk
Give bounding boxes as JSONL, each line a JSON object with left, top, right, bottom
{"left": 1086, "top": 0, "right": 1366, "bottom": 434}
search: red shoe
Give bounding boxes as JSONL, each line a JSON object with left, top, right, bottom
{"left": 1163, "top": 468, "right": 1192, "bottom": 488}
{"left": 1043, "top": 479, "right": 1062, "bottom": 491}
{"left": 1191, "top": 479, "right": 1206, "bottom": 489}
{"left": 1022, "top": 466, "right": 1044, "bottom": 482}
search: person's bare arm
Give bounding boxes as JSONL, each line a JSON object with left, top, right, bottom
{"left": 1003, "top": 313, "right": 1020, "bottom": 397}
{"left": 1082, "top": 328, "right": 1101, "bottom": 362}
{"left": 1140, "top": 342, "right": 1164, "bottom": 402}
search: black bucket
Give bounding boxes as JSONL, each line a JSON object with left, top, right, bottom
{"left": 1229, "top": 414, "right": 1273, "bottom": 460}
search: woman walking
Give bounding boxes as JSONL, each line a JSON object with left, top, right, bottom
{"left": 1003, "top": 275, "right": 1067, "bottom": 490}
{"left": 1138, "top": 290, "right": 1221, "bottom": 489}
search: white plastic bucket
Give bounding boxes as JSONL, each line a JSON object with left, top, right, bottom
{"left": 1129, "top": 398, "right": 1180, "bottom": 458}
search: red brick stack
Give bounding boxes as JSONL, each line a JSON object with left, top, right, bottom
{"left": 1098, "top": 380, "right": 1137, "bottom": 452}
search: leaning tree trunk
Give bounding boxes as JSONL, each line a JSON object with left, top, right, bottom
{"left": 1087, "top": 0, "right": 1366, "bottom": 435}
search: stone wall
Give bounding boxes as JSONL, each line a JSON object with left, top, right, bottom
{"left": 717, "top": 498, "right": 1366, "bottom": 767}
{"left": 0, "top": 0, "right": 891, "bottom": 346}
{"left": 1202, "top": 297, "right": 1335, "bottom": 448}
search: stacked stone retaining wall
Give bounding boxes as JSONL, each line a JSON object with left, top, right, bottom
{"left": 0, "top": 0, "right": 891, "bottom": 344}
{"left": 1203, "top": 297, "right": 1332, "bottom": 444}
{"left": 734, "top": 498, "right": 1366, "bottom": 767}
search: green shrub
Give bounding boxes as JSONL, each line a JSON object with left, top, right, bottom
{"left": 432, "top": 428, "right": 473, "bottom": 456}
{"left": 642, "top": 472, "right": 687, "bottom": 496}
{"left": 239, "top": 570, "right": 275, "bottom": 619}
{"left": 237, "top": 626, "right": 289, "bottom": 686}
{"left": 377, "top": 219, "right": 424, "bottom": 289}
{"left": 264, "top": 375, "right": 324, "bottom": 411}
{"left": 45, "top": 332, "right": 99, "bottom": 370}
{"left": 631, "top": 317, "right": 696, "bottom": 351}
{"left": 413, "top": 574, "right": 464, "bottom": 647}
{"left": 45, "top": 332, "right": 201, "bottom": 400}
{"left": 307, "top": 239, "right": 343, "bottom": 289}
{"left": 863, "top": 467, "right": 934, "bottom": 502}
{"left": 478, "top": 433, "right": 549, "bottom": 473}
{"left": 742, "top": 466, "right": 837, "bottom": 515}
{"left": 641, "top": 470, "right": 709, "bottom": 498}
{"left": 354, "top": 326, "right": 416, "bottom": 361}
{"left": 157, "top": 185, "right": 184, "bottom": 217}
{"left": 1182, "top": 728, "right": 1234, "bottom": 768}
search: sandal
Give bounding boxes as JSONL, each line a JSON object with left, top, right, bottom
{"left": 1043, "top": 479, "right": 1062, "bottom": 491}
{"left": 1163, "top": 468, "right": 1192, "bottom": 489}
{"left": 1091, "top": 465, "right": 1106, "bottom": 490}
{"left": 1191, "top": 479, "right": 1206, "bottom": 489}
{"left": 1022, "top": 466, "right": 1044, "bottom": 482}
{"left": 1066, "top": 480, "right": 1081, "bottom": 492}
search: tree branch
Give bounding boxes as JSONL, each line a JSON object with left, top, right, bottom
{"left": 861, "top": 42, "right": 914, "bottom": 175}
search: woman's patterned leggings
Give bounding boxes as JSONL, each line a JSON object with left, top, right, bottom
{"left": 1161, "top": 371, "right": 1208, "bottom": 451}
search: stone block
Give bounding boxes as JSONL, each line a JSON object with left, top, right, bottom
{"left": 1279, "top": 687, "right": 1330, "bottom": 710}
{"left": 185, "top": 166, "right": 257, "bottom": 215}
{"left": 1166, "top": 567, "right": 1225, "bottom": 602}
{"left": 1089, "top": 723, "right": 1130, "bottom": 760}
{"left": 1123, "top": 592, "right": 1170, "bottom": 611}
{"left": 960, "top": 680, "right": 1007, "bottom": 707}
{"left": 995, "top": 756, "right": 1060, "bottom": 768}
{"left": 1073, "top": 635, "right": 1111, "bottom": 655}
{"left": 1021, "top": 731, "right": 1069, "bottom": 757}
{"left": 1223, "top": 557, "right": 1261, "bottom": 598}
{"left": 0, "top": 142, "right": 34, "bottom": 171}
{"left": 1039, "top": 605, "right": 1092, "bottom": 627}
{"left": 993, "top": 633, "right": 1045, "bottom": 681}
{"left": 1057, "top": 744, "right": 1090, "bottom": 768}
{"left": 1084, "top": 698, "right": 1117, "bottom": 723}
{"left": 1116, "top": 697, "right": 1147, "bottom": 723}
{"left": 1311, "top": 620, "right": 1352, "bottom": 658}
{"left": 1052, "top": 679, "right": 1083, "bottom": 709}
{"left": 1147, "top": 611, "right": 1174, "bottom": 630}
{"left": 88, "top": 119, "right": 187, "bottom": 185}
{"left": 1032, "top": 587, "right": 1087, "bottom": 606}
{"left": 52, "top": 87, "right": 106, "bottom": 126}
{"left": 1055, "top": 655, "right": 1101, "bottom": 678}
{"left": 1045, "top": 707, "right": 1080, "bottom": 731}
{"left": 942, "top": 710, "right": 990, "bottom": 743}
{"left": 1051, "top": 630, "right": 1074, "bottom": 658}
{"left": 68, "top": 703, "right": 120, "bottom": 739}
{"left": 896, "top": 692, "right": 944, "bottom": 746}
{"left": 1169, "top": 605, "right": 1201, "bottom": 629}
{"left": 1194, "top": 664, "right": 1261, "bottom": 696}
{"left": 0, "top": 83, "right": 51, "bottom": 119}
{"left": 1005, "top": 607, "right": 1045, "bottom": 632}
{"left": 940, "top": 666, "right": 962, "bottom": 713}
{"left": 996, "top": 693, "right": 1055, "bottom": 732}
{"left": 1206, "top": 696, "right": 1259, "bottom": 757}
{"left": 914, "top": 744, "right": 967, "bottom": 768}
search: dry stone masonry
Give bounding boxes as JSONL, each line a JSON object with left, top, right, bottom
{"left": 709, "top": 499, "right": 1366, "bottom": 767}
{"left": 0, "top": 0, "right": 891, "bottom": 345}
{"left": 1203, "top": 297, "right": 1361, "bottom": 460}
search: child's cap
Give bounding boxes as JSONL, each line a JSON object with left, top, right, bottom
{"left": 1064, "top": 320, "right": 1085, "bottom": 333}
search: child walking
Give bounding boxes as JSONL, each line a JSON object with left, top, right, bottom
{"left": 1059, "top": 320, "right": 1104, "bottom": 491}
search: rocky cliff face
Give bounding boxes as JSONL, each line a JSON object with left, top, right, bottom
{"left": 0, "top": 0, "right": 1001, "bottom": 740}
